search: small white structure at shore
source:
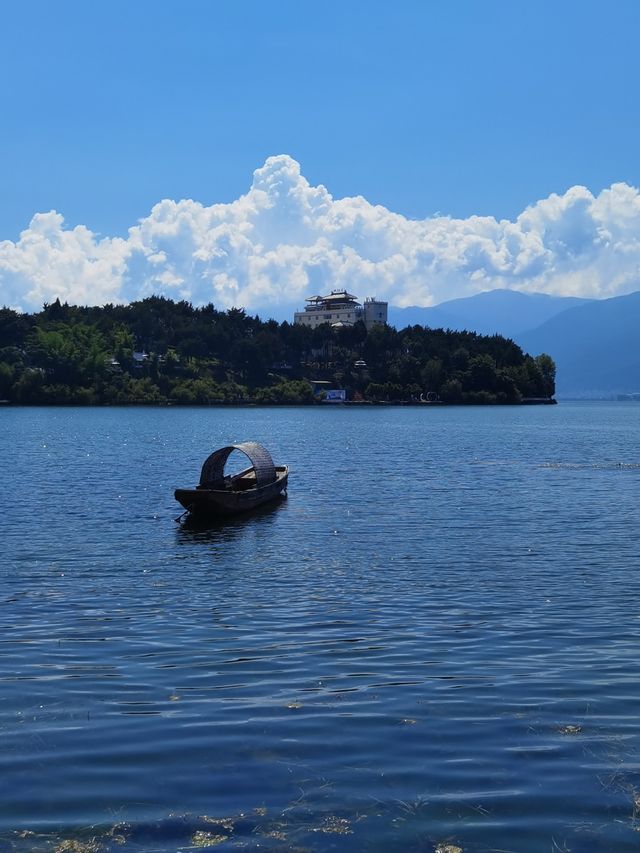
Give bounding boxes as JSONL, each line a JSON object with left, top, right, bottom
{"left": 294, "top": 290, "right": 387, "bottom": 330}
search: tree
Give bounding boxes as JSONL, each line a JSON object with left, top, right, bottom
{"left": 0, "top": 295, "right": 558, "bottom": 405}
{"left": 440, "top": 378, "right": 463, "bottom": 403}
{"left": 466, "top": 354, "right": 497, "bottom": 393}
{"left": 27, "top": 324, "right": 108, "bottom": 386}
{"left": 535, "top": 353, "right": 556, "bottom": 397}
{"left": 420, "top": 358, "right": 443, "bottom": 392}
{"left": 113, "top": 325, "right": 135, "bottom": 371}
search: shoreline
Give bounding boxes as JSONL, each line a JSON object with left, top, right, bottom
{"left": 0, "top": 398, "right": 557, "bottom": 408}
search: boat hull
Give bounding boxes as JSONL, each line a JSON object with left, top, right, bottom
{"left": 175, "top": 467, "right": 288, "bottom": 519}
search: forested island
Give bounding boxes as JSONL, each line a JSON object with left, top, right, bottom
{"left": 0, "top": 296, "right": 555, "bottom": 405}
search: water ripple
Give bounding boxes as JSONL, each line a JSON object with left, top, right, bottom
{"left": 2, "top": 403, "right": 640, "bottom": 851}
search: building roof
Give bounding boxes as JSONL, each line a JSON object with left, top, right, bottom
{"left": 305, "top": 290, "right": 359, "bottom": 304}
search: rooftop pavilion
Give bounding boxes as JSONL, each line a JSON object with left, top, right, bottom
{"left": 294, "top": 289, "right": 388, "bottom": 330}
{"left": 304, "top": 291, "right": 360, "bottom": 309}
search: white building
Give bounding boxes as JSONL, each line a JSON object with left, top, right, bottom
{"left": 294, "top": 290, "right": 387, "bottom": 330}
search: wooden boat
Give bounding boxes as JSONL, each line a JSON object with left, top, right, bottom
{"left": 175, "top": 441, "right": 288, "bottom": 519}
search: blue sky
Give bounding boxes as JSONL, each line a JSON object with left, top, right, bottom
{"left": 2, "top": 0, "right": 640, "bottom": 313}
{"left": 2, "top": 0, "right": 639, "bottom": 236}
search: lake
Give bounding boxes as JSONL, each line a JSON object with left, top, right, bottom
{"left": 2, "top": 402, "right": 640, "bottom": 852}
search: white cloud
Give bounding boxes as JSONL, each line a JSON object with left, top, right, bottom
{"left": 0, "top": 212, "right": 130, "bottom": 311}
{"left": 2, "top": 155, "right": 640, "bottom": 314}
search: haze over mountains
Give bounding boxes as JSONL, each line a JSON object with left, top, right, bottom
{"left": 389, "top": 289, "right": 640, "bottom": 398}
{"left": 517, "top": 291, "right": 640, "bottom": 397}
{"left": 388, "top": 290, "right": 592, "bottom": 341}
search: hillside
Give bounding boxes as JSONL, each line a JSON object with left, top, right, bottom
{"left": 389, "top": 289, "right": 591, "bottom": 338}
{"left": 0, "top": 296, "right": 555, "bottom": 405}
{"left": 517, "top": 290, "right": 640, "bottom": 397}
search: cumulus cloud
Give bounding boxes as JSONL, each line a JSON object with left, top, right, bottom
{"left": 2, "top": 155, "right": 640, "bottom": 314}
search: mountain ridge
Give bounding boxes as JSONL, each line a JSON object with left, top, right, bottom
{"left": 388, "top": 289, "right": 592, "bottom": 338}
{"left": 389, "top": 287, "right": 640, "bottom": 398}
{"left": 517, "top": 290, "right": 640, "bottom": 396}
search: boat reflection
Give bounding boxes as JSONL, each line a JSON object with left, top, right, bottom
{"left": 175, "top": 493, "right": 287, "bottom": 545}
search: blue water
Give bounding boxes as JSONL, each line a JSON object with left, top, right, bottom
{"left": 2, "top": 403, "right": 640, "bottom": 852}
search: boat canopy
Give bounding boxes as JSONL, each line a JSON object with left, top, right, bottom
{"left": 199, "top": 441, "right": 277, "bottom": 488}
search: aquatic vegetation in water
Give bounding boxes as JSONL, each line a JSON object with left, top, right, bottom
{"left": 108, "top": 823, "right": 131, "bottom": 845}
{"left": 557, "top": 724, "right": 583, "bottom": 735}
{"left": 311, "top": 816, "right": 352, "bottom": 835}
{"left": 260, "top": 828, "right": 288, "bottom": 841}
{"left": 199, "top": 816, "right": 236, "bottom": 832}
{"left": 54, "top": 840, "right": 104, "bottom": 853}
{"left": 191, "top": 831, "right": 229, "bottom": 847}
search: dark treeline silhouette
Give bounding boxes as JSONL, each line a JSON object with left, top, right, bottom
{"left": 0, "top": 296, "right": 555, "bottom": 404}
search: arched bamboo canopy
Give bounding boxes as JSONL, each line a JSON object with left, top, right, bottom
{"left": 199, "top": 441, "right": 277, "bottom": 489}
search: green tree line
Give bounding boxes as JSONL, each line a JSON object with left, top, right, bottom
{"left": 0, "top": 296, "right": 556, "bottom": 405}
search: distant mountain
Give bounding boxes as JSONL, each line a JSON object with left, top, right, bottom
{"left": 388, "top": 289, "right": 592, "bottom": 339}
{"left": 517, "top": 290, "right": 640, "bottom": 397}
{"left": 266, "top": 287, "right": 640, "bottom": 397}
